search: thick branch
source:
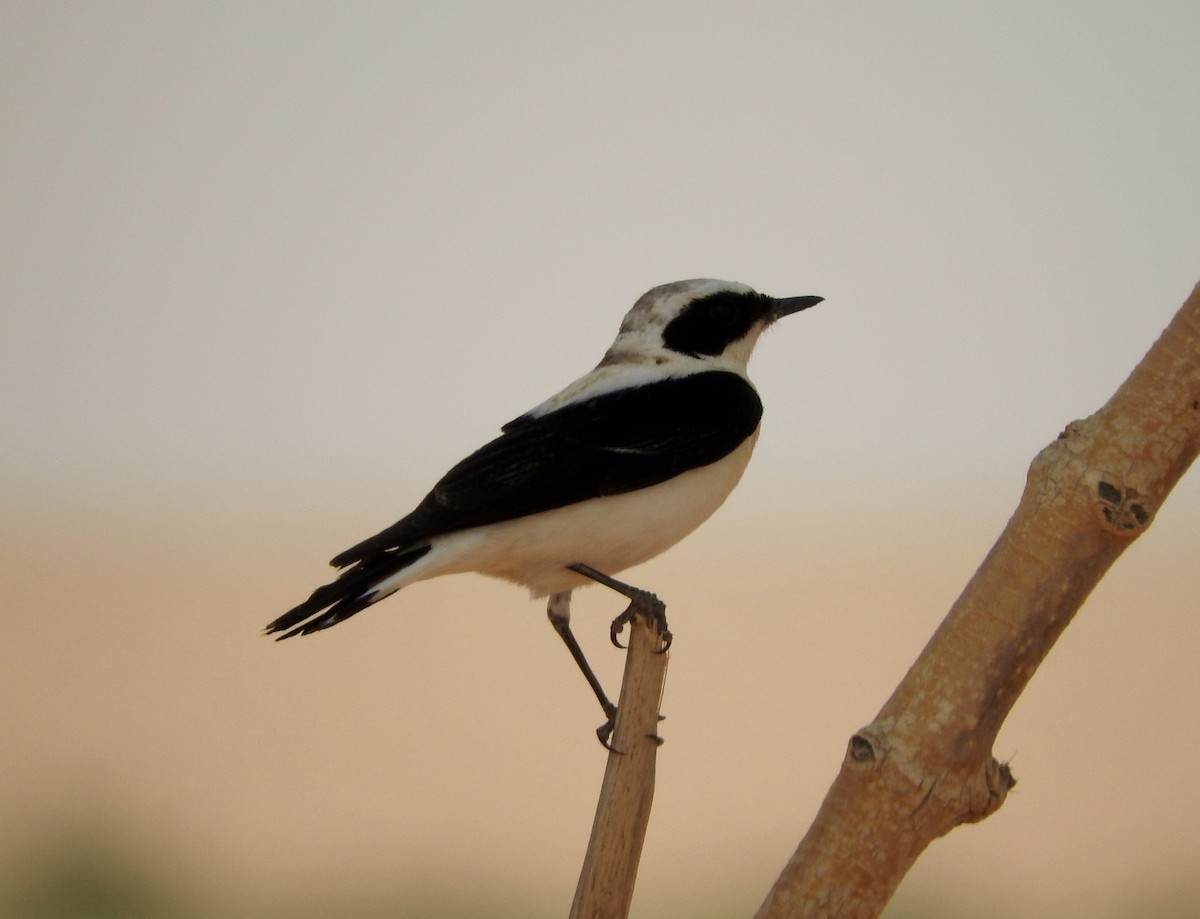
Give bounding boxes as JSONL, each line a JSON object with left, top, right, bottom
{"left": 756, "top": 281, "right": 1200, "bottom": 919}
{"left": 570, "top": 615, "right": 668, "bottom": 919}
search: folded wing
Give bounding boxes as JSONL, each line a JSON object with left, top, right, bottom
{"left": 330, "top": 370, "right": 763, "bottom": 566}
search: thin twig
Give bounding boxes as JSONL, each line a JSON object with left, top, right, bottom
{"left": 570, "top": 613, "right": 669, "bottom": 919}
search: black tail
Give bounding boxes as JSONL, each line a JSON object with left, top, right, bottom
{"left": 266, "top": 545, "right": 431, "bottom": 639}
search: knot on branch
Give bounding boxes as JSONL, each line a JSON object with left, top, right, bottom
{"left": 843, "top": 722, "right": 891, "bottom": 771}
{"left": 961, "top": 756, "right": 1018, "bottom": 825}
{"left": 1094, "top": 479, "right": 1152, "bottom": 535}
{"left": 1031, "top": 417, "right": 1162, "bottom": 541}
{"left": 841, "top": 719, "right": 1017, "bottom": 836}
{"left": 847, "top": 732, "right": 877, "bottom": 765}
{"left": 905, "top": 755, "right": 1015, "bottom": 833}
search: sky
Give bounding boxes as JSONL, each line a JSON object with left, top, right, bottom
{"left": 3, "top": 3, "right": 1200, "bottom": 917}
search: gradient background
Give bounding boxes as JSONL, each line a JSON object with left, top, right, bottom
{"left": 3, "top": 4, "right": 1199, "bottom": 917}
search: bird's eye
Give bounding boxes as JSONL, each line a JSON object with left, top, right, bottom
{"left": 709, "top": 301, "right": 738, "bottom": 324}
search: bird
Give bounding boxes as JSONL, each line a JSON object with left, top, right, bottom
{"left": 267, "top": 278, "right": 823, "bottom": 745}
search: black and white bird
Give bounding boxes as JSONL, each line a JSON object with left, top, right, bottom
{"left": 267, "top": 279, "right": 822, "bottom": 743}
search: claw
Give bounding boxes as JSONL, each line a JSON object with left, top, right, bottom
{"left": 607, "top": 591, "right": 671, "bottom": 652}
{"left": 596, "top": 703, "right": 622, "bottom": 753}
{"left": 609, "top": 606, "right": 634, "bottom": 648}
{"left": 629, "top": 589, "right": 671, "bottom": 652}
{"left": 655, "top": 628, "right": 673, "bottom": 654}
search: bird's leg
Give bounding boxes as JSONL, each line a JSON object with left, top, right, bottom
{"left": 565, "top": 562, "right": 672, "bottom": 653}
{"left": 547, "top": 590, "right": 620, "bottom": 749}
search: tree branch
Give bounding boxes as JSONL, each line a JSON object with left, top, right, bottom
{"left": 570, "top": 614, "right": 669, "bottom": 919}
{"left": 756, "top": 280, "right": 1200, "bottom": 919}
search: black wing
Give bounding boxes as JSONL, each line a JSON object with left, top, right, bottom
{"left": 329, "top": 370, "right": 763, "bottom": 567}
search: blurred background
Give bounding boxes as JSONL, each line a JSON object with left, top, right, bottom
{"left": 3, "top": 3, "right": 1199, "bottom": 917}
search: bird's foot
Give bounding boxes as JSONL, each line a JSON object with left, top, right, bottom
{"left": 566, "top": 563, "right": 672, "bottom": 651}
{"left": 596, "top": 702, "right": 620, "bottom": 752}
{"left": 609, "top": 589, "right": 671, "bottom": 654}
{"left": 595, "top": 705, "right": 665, "bottom": 750}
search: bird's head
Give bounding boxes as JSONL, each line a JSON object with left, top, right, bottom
{"left": 601, "top": 279, "right": 822, "bottom": 373}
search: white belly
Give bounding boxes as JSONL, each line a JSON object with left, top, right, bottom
{"left": 391, "top": 429, "right": 760, "bottom": 597}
